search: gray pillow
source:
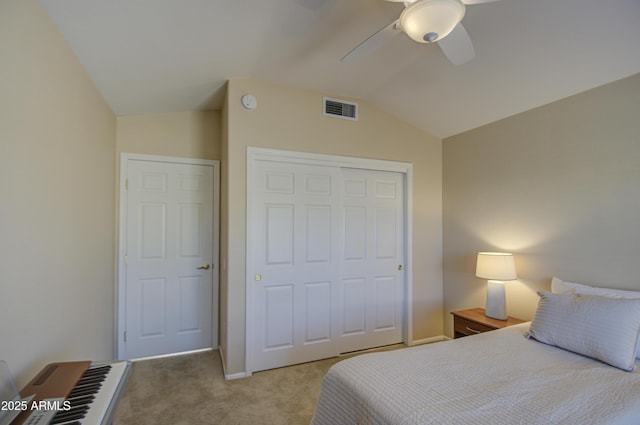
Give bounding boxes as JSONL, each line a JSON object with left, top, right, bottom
{"left": 526, "top": 290, "right": 640, "bottom": 371}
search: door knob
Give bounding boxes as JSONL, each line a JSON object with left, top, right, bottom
{"left": 197, "top": 264, "right": 210, "bottom": 270}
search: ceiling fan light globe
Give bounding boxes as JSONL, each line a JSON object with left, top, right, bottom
{"left": 400, "top": 0, "right": 466, "bottom": 44}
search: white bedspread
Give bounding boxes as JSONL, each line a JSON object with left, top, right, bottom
{"left": 311, "top": 323, "right": 640, "bottom": 425}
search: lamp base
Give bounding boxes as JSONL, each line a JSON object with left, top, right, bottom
{"left": 485, "top": 280, "right": 507, "bottom": 320}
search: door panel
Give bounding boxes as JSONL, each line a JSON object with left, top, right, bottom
{"left": 343, "top": 207, "right": 366, "bottom": 260}
{"left": 305, "top": 206, "right": 331, "bottom": 262}
{"left": 264, "top": 284, "right": 294, "bottom": 350}
{"left": 140, "top": 278, "right": 165, "bottom": 337}
{"left": 178, "top": 204, "right": 202, "bottom": 257}
{"left": 304, "top": 281, "right": 332, "bottom": 343}
{"left": 178, "top": 276, "right": 202, "bottom": 331}
{"left": 374, "top": 276, "right": 399, "bottom": 330}
{"left": 342, "top": 278, "right": 366, "bottom": 335}
{"left": 124, "top": 159, "right": 214, "bottom": 359}
{"left": 140, "top": 203, "right": 166, "bottom": 259}
{"left": 375, "top": 208, "right": 397, "bottom": 258}
{"left": 266, "top": 204, "right": 294, "bottom": 265}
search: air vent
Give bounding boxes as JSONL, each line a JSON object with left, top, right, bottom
{"left": 323, "top": 96, "right": 358, "bottom": 121}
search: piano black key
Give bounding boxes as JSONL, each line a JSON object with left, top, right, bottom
{"left": 76, "top": 375, "right": 107, "bottom": 386}
{"left": 65, "top": 394, "right": 95, "bottom": 407}
{"left": 59, "top": 403, "right": 89, "bottom": 416}
{"left": 81, "top": 366, "right": 111, "bottom": 378}
{"left": 50, "top": 405, "right": 89, "bottom": 424}
{"left": 68, "top": 383, "right": 102, "bottom": 398}
{"left": 76, "top": 375, "right": 102, "bottom": 384}
{"left": 56, "top": 403, "right": 90, "bottom": 415}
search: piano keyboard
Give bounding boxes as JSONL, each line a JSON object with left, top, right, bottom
{"left": 14, "top": 361, "right": 131, "bottom": 425}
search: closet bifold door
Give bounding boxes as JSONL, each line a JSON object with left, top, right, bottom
{"left": 337, "top": 168, "right": 404, "bottom": 354}
{"left": 249, "top": 159, "right": 405, "bottom": 372}
{"left": 250, "top": 161, "right": 341, "bottom": 372}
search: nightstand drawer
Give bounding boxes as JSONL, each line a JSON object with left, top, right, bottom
{"left": 451, "top": 308, "right": 525, "bottom": 339}
{"left": 454, "top": 317, "right": 495, "bottom": 337}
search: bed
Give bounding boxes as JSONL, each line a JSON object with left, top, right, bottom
{"left": 311, "top": 279, "right": 640, "bottom": 425}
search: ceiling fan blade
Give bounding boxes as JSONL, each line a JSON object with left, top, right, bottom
{"left": 437, "top": 22, "right": 475, "bottom": 65}
{"left": 341, "top": 20, "right": 400, "bottom": 62}
{"left": 461, "top": 0, "right": 501, "bottom": 4}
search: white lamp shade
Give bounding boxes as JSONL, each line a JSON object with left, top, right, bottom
{"left": 400, "top": 0, "right": 466, "bottom": 44}
{"left": 475, "top": 252, "right": 517, "bottom": 281}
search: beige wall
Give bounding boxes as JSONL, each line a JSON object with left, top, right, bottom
{"left": 0, "top": 0, "right": 116, "bottom": 387}
{"left": 442, "top": 73, "right": 640, "bottom": 337}
{"left": 116, "top": 110, "right": 221, "bottom": 160}
{"left": 221, "top": 78, "right": 443, "bottom": 375}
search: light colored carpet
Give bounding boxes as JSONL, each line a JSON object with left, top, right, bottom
{"left": 114, "top": 346, "right": 403, "bottom": 425}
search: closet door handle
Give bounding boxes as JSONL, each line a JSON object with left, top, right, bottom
{"left": 197, "top": 264, "right": 210, "bottom": 270}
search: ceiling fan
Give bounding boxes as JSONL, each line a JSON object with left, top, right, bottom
{"left": 342, "top": 0, "right": 500, "bottom": 65}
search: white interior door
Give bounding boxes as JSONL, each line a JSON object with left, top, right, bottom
{"left": 122, "top": 157, "right": 217, "bottom": 359}
{"left": 250, "top": 158, "right": 404, "bottom": 372}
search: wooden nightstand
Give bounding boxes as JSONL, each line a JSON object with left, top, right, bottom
{"left": 451, "top": 308, "right": 525, "bottom": 339}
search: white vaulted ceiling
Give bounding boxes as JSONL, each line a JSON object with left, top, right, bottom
{"left": 39, "top": 0, "right": 640, "bottom": 138}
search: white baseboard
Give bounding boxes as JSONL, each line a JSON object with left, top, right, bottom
{"left": 219, "top": 336, "right": 451, "bottom": 379}
{"left": 218, "top": 346, "right": 251, "bottom": 380}
{"left": 130, "top": 347, "right": 213, "bottom": 362}
{"left": 410, "top": 335, "right": 450, "bottom": 346}
{"left": 225, "top": 371, "right": 251, "bottom": 380}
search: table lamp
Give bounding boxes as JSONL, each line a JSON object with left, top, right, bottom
{"left": 475, "top": 252, "right": 517, "bottom": 320}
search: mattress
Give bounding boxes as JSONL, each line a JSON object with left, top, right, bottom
{"left": 311, "top": 323, "right": 640, "bottom": 425}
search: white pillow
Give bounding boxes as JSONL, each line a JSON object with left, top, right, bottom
{"left": 551, "top": 277, "right": 640, "bottom": 358}
{"left": 526, "top": 290, "right": 640, "bottom": 371}
{"left": 551, "top": 277, "right": 640, "bottom": 299}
